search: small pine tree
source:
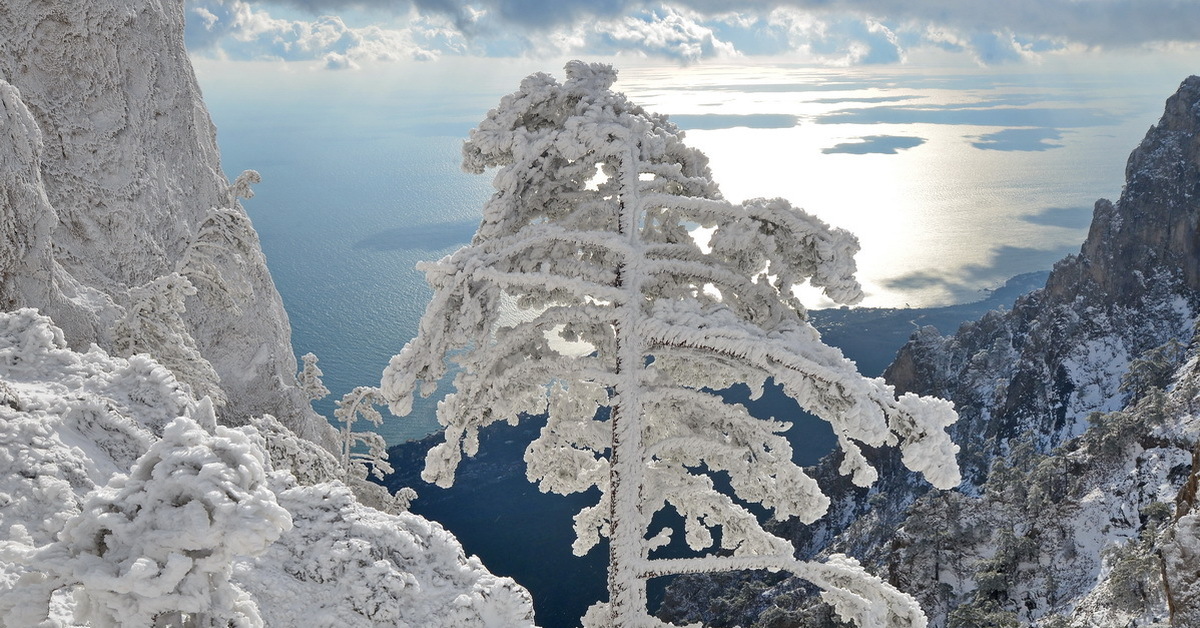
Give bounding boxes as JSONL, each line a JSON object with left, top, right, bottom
{"left": 176, "top": 170, "right": 263, "bottom": 312}
{"left": 296, "top": 352, "right": 331, "bottom": 402}
{"left": 334, "top": 386, "right": 415, "bottom": 514}
{"left": 334, "top": 386, "right": 393, "bottom": 482}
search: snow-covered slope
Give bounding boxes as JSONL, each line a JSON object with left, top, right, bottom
{"left": 1, "top": 2, "right": 537, "bottom": 624}
{"left": 0, "top": 309, "right": 536, "bottom": 627}
{"left": 0, "top": 0, "right": 320, "bottom": 442}
{"left": 660, "top": 76, "right": 1200, "bottom": 627}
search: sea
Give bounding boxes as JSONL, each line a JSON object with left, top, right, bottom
{"left": 195, "top": 57, "right": 1195, "bottom": 445}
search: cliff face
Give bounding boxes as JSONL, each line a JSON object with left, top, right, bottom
{"left": 0, "top": 4, "right": 539, "bottom": 625}
{"left": 0, "top": 0, "right": 321, "bottom": 440}
{"left": 889, "top": 76, "right": 1200, "bottom": 485}
{"left": 661, "top": 77, "right": 1200, "bottom": 627}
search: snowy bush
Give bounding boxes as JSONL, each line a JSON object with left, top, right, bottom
{"left": 237, "top": 479, "right": 535, "bottom": 628}
{"left": 382, "top": 61, "right": 961, "bottom": 628}
{"left": 0, "top": 308, "right": 534, "bottom": 627}
{"left": 177, "top": 206, "right": 258, "bottom": 312}
{"left": 2, "top": 417, "right": 290, "bottom": 627}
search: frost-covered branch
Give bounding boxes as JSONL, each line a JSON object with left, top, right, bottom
{"left": 112, "top": 272, "right": 226, "bottom": 406}
{"left": 642, "top": 554, "right": 927, "bottom": 628}
{"left": 176, "top": 205, "right": 259, "bottom": 311}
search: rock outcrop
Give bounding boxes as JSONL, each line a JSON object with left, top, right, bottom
{"left": 886, "top": 80, "right": 1200, "bottom": 489}
{"left": 0, "top": 3, "right": 538, "bottom": 625}
{"left": 0, "top": 0, "right": 322, "bottom": 441}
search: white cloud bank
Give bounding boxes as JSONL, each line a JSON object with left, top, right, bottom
{"left": 185, "top": 0, "right": 1200, "bottom": 69}
{"left": 185, "top": 1, "right": 452, "bottom": 68}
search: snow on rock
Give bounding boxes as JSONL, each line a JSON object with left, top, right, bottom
{"left": 0, "top": 0, "right": 324, "bottom": 442}
{"left": 7, "top": 417, "right": 290, "bottom": 627}
{"left": 240, "top": 480, "right": 536, "bottom": 628}
{"left": 0, "top": 309, "right": 537, "bottom": 627}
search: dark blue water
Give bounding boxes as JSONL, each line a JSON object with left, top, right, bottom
{"left": 209, "top": 91, "right": 494, "bottom": 443}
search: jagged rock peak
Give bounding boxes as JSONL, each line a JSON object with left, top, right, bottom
{"left": 1068, "top": 75, "right": 1200, "bottom": 302}
{"left": 886, "top": 77, "right": 1200, "bottom": 457}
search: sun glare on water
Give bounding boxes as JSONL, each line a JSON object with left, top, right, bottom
{"left": 615, "top": 62, "right": 1163, "bottom": 309}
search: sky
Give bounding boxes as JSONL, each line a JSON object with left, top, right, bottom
{"left": 185, "top": 0, "right": 1200, "bottom": 69}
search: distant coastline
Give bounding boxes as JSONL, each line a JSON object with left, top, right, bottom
{"left": 810, "top": 270, "right": 1051, "bottom": 376}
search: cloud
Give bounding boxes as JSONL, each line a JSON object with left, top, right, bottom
{"left": 729, "top": 11, "right": 905, "bottom": 65}
{"left": 253, "top": 0, "right": 1200, "bottom": 48}
{"left": 583, "top": 7, "right": 738, "bottom": 62}
{"left": 185, "top": 0, "right": 448, "bottom": 66}
{"left": 188, "top": 0, "right": 1200, "bottom": 67}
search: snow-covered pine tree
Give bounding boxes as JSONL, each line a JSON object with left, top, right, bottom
{"left": 334, "top": 386, "right": 394, "bottom": 482}
{"left": 381, "top": 61, "right": 962, "bottom": 628}
{"left": 333, "top": 386, "right": 416, "bottom": 514}
{"left": 175, "top": 170, "right": 263, "bottom": 313}
{"left": 296, "top": 352, "right": 332, "bottom": 402}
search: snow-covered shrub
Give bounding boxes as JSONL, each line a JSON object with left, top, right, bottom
{"left": 237, "top": 479, "right": 535, "bottom": 628}
{"left": 332, "top": 386, "right": 415, "bottom": 514}
{"left": 4, "top": 417, "right": 290, "bottom": 627}
{"left": 382, "top": 61, "right": 961, "bottom": 628}
{"left": 250, "top": 413, "right": 342, "bottom": 486}
{"left": 0, "top": 308, "right": 534, "bottom": 627}
{"left": 177, "top": 206, "right": 257, "bottom": 312}
{"left": 1121, "top": 339, "right": 1186, "bottom": 401}
{"left": 334, "top": 386, "right": 392, "bottom": 482}
{"left": 228, "top": 170, "right": 262, "bottom": 202}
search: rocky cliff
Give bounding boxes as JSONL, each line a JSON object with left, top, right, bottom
{"left": 660, "top": 77, "right": 1200, "bottom": 627}
{"left": 0, "top": 2, "right": 538, "bottom": 625}
{"left": 0, "top": 0, "right": 321, "bottom": 441}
